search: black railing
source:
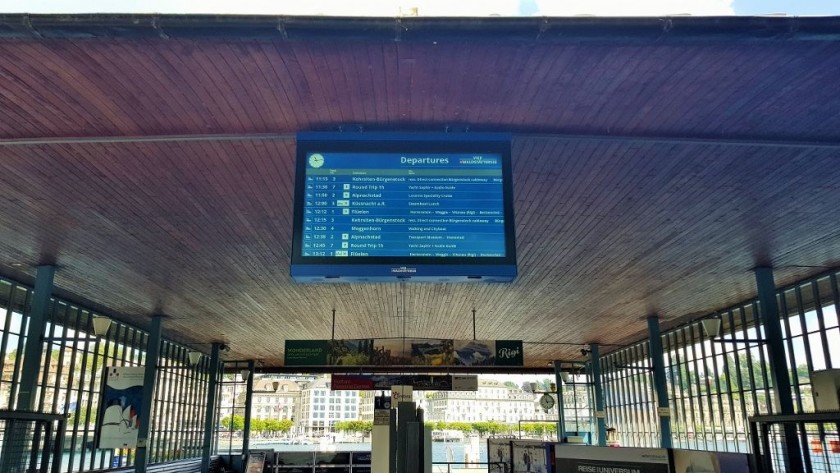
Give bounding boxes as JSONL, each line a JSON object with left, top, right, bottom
{"left": 750, "top": 411, "right": 840, "bottom": 473}
{"left": 0, "top": 410, "right": 67, "bottom": 473}
{"left": 432, "top": 461, "right": 508, "bottom": 473}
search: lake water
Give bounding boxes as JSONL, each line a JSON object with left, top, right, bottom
{"left": 58, "top": 440, "right": 489, "bottom": 471}
{"left": 222, "top": 440, "right": 489, "bottom": 464}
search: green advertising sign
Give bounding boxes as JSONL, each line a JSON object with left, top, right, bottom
{"left": 494, "top": 340, "right": 524, "bottom": 366}
{"left": 284, "top": 338, "right": 523, "bottom": 367}
{"left": 284, "top": 340, "right": 330, "bottom": 365}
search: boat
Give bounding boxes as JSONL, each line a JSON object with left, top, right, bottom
{"left": 431, "top": 430, "right": 465, "bottom": 442}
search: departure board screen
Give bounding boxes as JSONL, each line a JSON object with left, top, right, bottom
{"left": 291, "top": 132, "right": 516, "bottom": 282}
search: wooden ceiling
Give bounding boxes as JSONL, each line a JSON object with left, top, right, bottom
{"left": 1, "top": 15, "right": 839, "bottom": 368}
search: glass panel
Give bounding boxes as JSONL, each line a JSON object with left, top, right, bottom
{"left": 790, "top": 337, "right": 809, "bottom": 384}
{"left": 822, "top": 302, "right": 838, "bottom": 329}
{"left": 805, "top": 307, "right": 821, "bottom": 334}
{"left": 816, "top": 277, "right": 837, "bottom": 328}
{"left": 808, "top": 332, "right": 827, "bottom": 371}
{"left": 2, "top": 333, "right": 19, "bottom": 381}
{"left": 785, "top": 290, "right": 803, "bottom": 337}
{"left": 828, "top": 328, "right": 840, "bottom": 369}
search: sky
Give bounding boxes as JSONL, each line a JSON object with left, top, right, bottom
{"left": 3, "top": 0, "right": 840, "bottom": 16}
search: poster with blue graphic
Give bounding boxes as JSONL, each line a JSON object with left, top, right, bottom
{"left": 97, "top": 366, "right": 145, "bottom": 449}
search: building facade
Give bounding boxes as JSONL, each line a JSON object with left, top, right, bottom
{"left": 426, "top": 379, "right": 551, "bottom": 423}
{"left": 294, "top": 376, "right": 360, "bottom": 437}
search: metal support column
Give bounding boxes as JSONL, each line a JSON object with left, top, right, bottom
{"left": 242, "top": 360, "right": 255, "bottom": 455}
{"left": 647, "top": 316, "right": 672, "bottom": 448}
{"left": 201, "top": 343, "right": 221, "bottom": 473}
{"left": 553, "top": 361, "right": 565, "bottom": 442}
{"left": 589, "top": 343, "right": 607, "bottom": 446}
{"left": 755, "top": 266, "right": 803, "bottom": 472}
{"left": 16, "top": 265, "right": 55, "bottom": 410}
{"left": 134, "top": 315, "right": 163, "bottom": 473}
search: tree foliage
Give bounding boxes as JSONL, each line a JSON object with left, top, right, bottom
{"left": 423, "top": 421, "right": 520, "bottom": 436}
{"left": 520, "top": 422, "right": 557, "bottom": 437}
{"left": 220, "top": 415, "right": 245, "bottom": 431}
{"left": 334, "top": 420, "right": 373, "bottom": 433}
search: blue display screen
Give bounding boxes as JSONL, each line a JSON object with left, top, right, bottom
{"left": 291, "top": 132, "right": 516, "bottom": 282}
{"left": 301, "top": 152, "right": 505, "bottom": 258}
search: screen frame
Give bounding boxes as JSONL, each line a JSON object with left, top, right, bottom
{"left": 291, "top": 132, "right": 516, "bottom": 272}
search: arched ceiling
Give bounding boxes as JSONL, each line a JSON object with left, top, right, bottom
{"left": 1, "top": 15, "right": 839, "bottom": 367}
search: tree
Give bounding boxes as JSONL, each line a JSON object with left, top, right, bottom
{"left": 277, "top": 419, "right": 294, "bottom": 434}
{"left": 251, "top": 418, "right": 266, "bottom": 436}
{"left": 68, "top": 406, "right": 91, "bottom": 426}
{"left": 264, "top": 419, "right": 281, "bottom": 437}
{"left": 471, "top": 421, "right": 506, "bottom": 437}
{"left": 221, "top": 415, "right": 244, "bottom": 431}
{"left": 335, "top": 420, "right": 372, "bottom": 434}
{"left": 793, "top": 364, "right": 809, "bottom": 383}
{"left": 668, "top": 364, "right": 699, "bottom": 392}
{"left": 520, "top": 422, "right": 557, "bottom": 437}
{"left": 449, "top": 422, "right": 472, "bottom": 434}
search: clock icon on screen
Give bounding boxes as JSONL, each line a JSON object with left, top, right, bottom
{"left": 308, "top": 153, "right": 325, "bottom": 168}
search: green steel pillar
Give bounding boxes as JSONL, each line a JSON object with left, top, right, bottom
{"left": 15, "top": 265, "right": 55, "bottom": 411}
{"left": 755, "top": 266, "right": 803, "bottom": 472}
{"left": 134, "top": 315, "right": 163, "bottom": 473}
{"left": 553, "top": 361, "right": 565, "bottom": 442}
{"left": 589, "top": 343, "right": 607, "bottom": 446}
{"left": 242, "top": 360, "right": 255, "bottom": 454}
{"left": 647, "top": 316, "right": 672, "bottom": 448}
{"left": 201, "top": 343, "right": 221, "bottom": 473}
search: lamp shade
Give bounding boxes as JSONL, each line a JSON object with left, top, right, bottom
{"left": 240, "top": 369, "right": 250, "bottom": 381}
{"left": 529, "top": 382, "right": 539, "bottom": 392}
{"left": 560, "top": 372, "right": 571, "bottom": 384}
{"left": 701, "top": 318, "right": 722, "bottom": 338}
{"left": 188, "top": 351, "right": 202, "bottom": 366}
{"left": 91, "top": 316, "right": 112, "bottom": 337}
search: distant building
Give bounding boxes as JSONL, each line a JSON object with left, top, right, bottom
{"left": 295, "top": 376, "right": 360, "bottom": 436}
{"left": 219, "top": 373, "right": 316, "bottom": 430}
{"left": 239, "top": 379, "right": 300, "bottom": 421}
{"left": 357, "top": 390, "right": 375, "bottom": 422}
{"left": 426, "top": 379, "right": 550, "bottom": 423}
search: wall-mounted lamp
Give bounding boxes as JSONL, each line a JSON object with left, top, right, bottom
{"left": 188, "top": 351, "right": 202, "bottom": 366}
{"left": 560, "top": 371, "right": 592, "bottom": 385}
{"left": 240, "top": 369, "right": 250, "bottom": 381}
{"left": 700, "top": 317, "right": 722, "bottom": 339}
{"left": 92, "top": 316, "right": 112, "bottom": 337}
{"left": 43, "top": 315, "right": 113, "bottom": 343}
{"left": 272, "top": 381, "right": 281, "bottom": 392}
{"left": 700, "top": 316, "right": 764, "bottom": 344}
